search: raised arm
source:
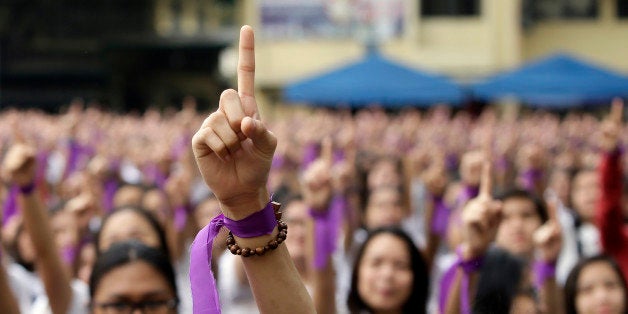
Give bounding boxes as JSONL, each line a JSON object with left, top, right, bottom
{"left": 301, "top": 137, "right": 337, "bottom": 314}
{"left": 596, "top": 98, "right": 625, "bottom": 255}
{"left": 0, "top": 207, "right": 20, "bottom": 314}
{"left": 2, "top": 143, "right": 73, "bottom": 314}
{"left": 442, "top": 136, "right": 502, "bottom": 314}
{"left": 191, "top": 25, "right": 314, "bottom": 314}
{"left": 533, "top": 199, "right": 564, "bottom": 313}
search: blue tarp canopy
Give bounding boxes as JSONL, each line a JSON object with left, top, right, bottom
{"left": 284, "top": 50, "right": 464, "bottom": 108}
{"left": 471, "top": 53, "right": 628, "bottom": 108}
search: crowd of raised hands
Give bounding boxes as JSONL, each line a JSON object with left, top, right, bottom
{"left": 0, "top": 26, "right": 627, "bottom": 314}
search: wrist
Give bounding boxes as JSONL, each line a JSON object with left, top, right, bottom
{"left": 220, "top": 188, "right": 270, "bottom": 221}
{"left": 459, "top": 242, "right": 485, "bottom": 261}
{"left": 533, "top": 259, "right": 557, "bottom": 289}
{"left": 456, "top": 244, "right": 484, "bottom": 274}
{"left": 19, "top": 182, "right": 36, "bottom": 195}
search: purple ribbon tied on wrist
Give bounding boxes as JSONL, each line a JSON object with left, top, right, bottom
{"left": 430, "top": 195, "right": 450, "bottom": 236}
{"left": 309, "top": 195, "right": 345, "bottom": 270}
{"left": 189, "top": 201, "right": 278, "bottom": 314}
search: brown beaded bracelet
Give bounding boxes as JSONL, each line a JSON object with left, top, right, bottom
{"left": 225, "top": 203, "right": 288, "bottom": 257}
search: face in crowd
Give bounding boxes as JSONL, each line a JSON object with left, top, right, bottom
{"left": 565, "top": 256, "right": 627, "bottom": 314}
{"left": 495, "top": 193, "right": 545, "bottom": 258}
{"left": 349, "top": 228, "right": 428, "bottom": 314}
{"left": 90, "top": 241, "right": 178, "bottom": 314}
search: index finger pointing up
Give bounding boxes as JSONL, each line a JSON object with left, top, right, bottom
{"left": 479, "top": 128, "right": 493, "bottom": 197}
{"left": 545, "top": 197, "right": 559, "bottom": 223}
{"left": 611, "top": 97, "right": 624, "bottom": 124}
{"left": 237, "top": 25, "right": 258, "bottom": 118}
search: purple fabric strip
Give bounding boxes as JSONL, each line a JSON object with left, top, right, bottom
{"left": 223, "top": 202, "right": 277, "bottom": 238}
{"left": 2, "top": 185, "right": 19, "bottom": 226}
{"left": 309, "top": 195, "right": 345, "bottom": 270}
{"left": 190, "top": 214, "right": 223, "bottom": 314}
{"left": 455, "top": 185, "right": 479, "bottom": 210}
{"left": 64, "top": 140, "right": 81, "bottom": 178}
{"left": 189, "top": 201, "right": 277, "bottom": 314}
{"left": 439, "top": 262, "right": 457, "bottom": 313}
{"left": 533, "top": 260, "right": 556, "bottom": 290}
{"left": 461, "top": 272, "right": 471, "bottom": 314}
{"left": 333, "top": 149, "right": 345, "bottom": 164}
{"left": 174, "top": 205, "right": 188, "bottom": 232}
{"left": 430, "top": 195, "right": 450, "bottom": 236}
{"left": 61, "top": 245, "right": 78, "bottom": 265}
{"left": 438, "top": 250, "right": 484, "bottom": 314}
{"left": 519, "top": 169, "right": 544, "bottom": 193}
{"left": 103, "top": 179, "right": 118, "bottom": 214}
{"left": 301, "top": 143, "right": 319, "bottom": 170}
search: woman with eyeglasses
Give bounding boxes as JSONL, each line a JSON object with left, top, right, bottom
{"left": 89, "top": 241, "right": 178, "bottom": 314}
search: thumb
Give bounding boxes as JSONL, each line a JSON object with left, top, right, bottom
{"left": 241, "top": 117, "right": 276, "bottom": 156}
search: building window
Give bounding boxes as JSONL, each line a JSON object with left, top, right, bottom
{"left": 421, "top": 0, "right": 480, "bottom": 16}
{"left": 531, "top": 0, "right": 598, "bottom": 20}
{"left": 618, "top": 0, "right": 628, "bottom": 18}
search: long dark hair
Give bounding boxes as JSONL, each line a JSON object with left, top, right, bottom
{"left": 89, "top": 241, "right": 178, "bottom": 304}
{"left": 347, "top": 227, "right": 429, "bottom": 314}
{"left": 564, "top": 255, "right": 628, "bottom": 314}
{"left": 95, "top": 206, "right": 170, "bottom": 259}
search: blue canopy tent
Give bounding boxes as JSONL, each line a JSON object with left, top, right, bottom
{"left": 284, "top": 49, "right": 465, "bottom": 108}
{"left": 471, "top": 53, "right": 628, "bottom": 108}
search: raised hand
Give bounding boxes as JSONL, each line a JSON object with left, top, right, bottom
{"left": 192, "top": 26, "right": 277, "bottom": 220}
{"left": 600, "top": 98, "right": 623, "bottom": 152}
{"left": 460, "top": 136, "right": 501, "bottom": 259}
{"left": 2, "top": 143, "right": 36, "bottom": 187}
{"left": 301, "top": 138, "right": 333, "bottom": 211}
{"left": 533, "top": 199, "right": 562, "bottom": 263}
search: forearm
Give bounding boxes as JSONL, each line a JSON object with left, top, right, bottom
{"left": 597, "top": 150, "right": 624, "bottom": 251}
{"left": 539, "top": 279, "right": 563, "bottom": 314}
{"left": 313, "top": 260, "right": 336, "bottom": 314}
{"left": 20, "top": 193, "right": 72, "bottom": 314}
{"left": 237, "top": 229, "right": 315, "bottom": 314}
{"left": 0, "top": 252, "right": 20, "bottom": 314}
{"left": 444, "top": 268, "right": 479, "bottom": 314}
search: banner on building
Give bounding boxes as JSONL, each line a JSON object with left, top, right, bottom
{"left": 259, "top": 0, "right": 404, "bottom": 40}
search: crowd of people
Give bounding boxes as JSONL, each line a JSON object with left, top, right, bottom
{"left": 0, "top": 25, "right": 627, "bottom": 314}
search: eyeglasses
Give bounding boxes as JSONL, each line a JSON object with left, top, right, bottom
{"left": 92, "top": 299, "right": 178, "bottom": 314}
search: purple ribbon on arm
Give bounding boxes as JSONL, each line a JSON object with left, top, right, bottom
{"left": 103, "top": 179, "right": 118, "bottom": 214}
{"left": 2, "top": 185, "right": 19, "bottom": 227}
{"left": 438, "top": 248, "right": 484, "bottom": 314}
{"left": 174, "top": 205, "right": 188, "bottom": 232}
{"left": 519, "top": 169, "right": 543, "bottom": 193}
{"left": 189, "top": 201, "right": 278, "bottom": 314}
{"left": 61, "top": 245, "right": 79, "bottom": 265}
{"left": 309, "top": 195, "right": 345, "bottom": 270}
{"left": 455, "top": 185, "right": 479, "bottom": 210}
{"left": 301, "top": 143, "right": 320, "bottom": 170}
{"left": 430, "top": 195, "right": 450, "bottom": 236}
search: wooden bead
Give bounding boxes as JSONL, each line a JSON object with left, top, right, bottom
{"left": 255, "top": 247, "right": 265, "bottom": 255}
{"left": 229, "top": 245, "right": 239, "bottom": 254}
{"left": 277, "top": 237, "right": 284, "bottom": 244}
{"left": 236, "top": 249, "right": 242, "bottom": 255}
{"left": 278, "top": 231, "right": 287, "bottom": 240}
{"left": 264, "top": 245, "right": 270, "bottom": 251}
{"left": 226, "top": 237, "right": 235, "bottom": 245}
{"left": 242, "top": 248, "right": 251, "bottom": 257}
{"left": 269, "top": 240, "right": 278, "bottom": 249}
